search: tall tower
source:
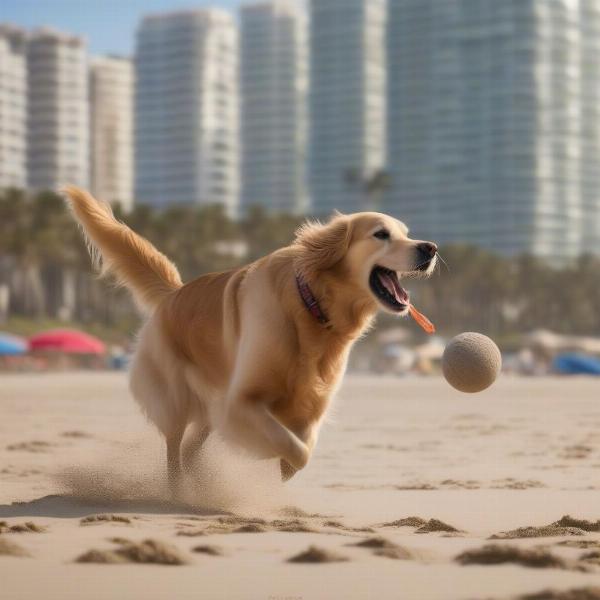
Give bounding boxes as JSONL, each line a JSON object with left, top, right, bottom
{"left": 308, "top": 0, "right": 386, "bottom": 215}
{"left": 27, "top": 28, "right": 89, "bottom": 190}
{"left": 135, "top": 9, "right": 239, "bottom": 214}
{"left": 240, "top": 0, "right": 308, "bottom": 214}
{"left": 90, "top": 56, "right": 134, "bottom": 210}
{"left": 0, "top": 25, "right": 27, "bottom": 189}
{"left": 386, "top": 0, "right": 598, "bottom": 261}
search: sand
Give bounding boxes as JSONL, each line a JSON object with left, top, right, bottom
{"left": 1, "top": 372, "right": 600, "bottom": 599}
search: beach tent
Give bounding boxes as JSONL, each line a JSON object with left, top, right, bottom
{"left": 0, "top": 332, "right": 27, "bottom": 356}
{"left": 28, "top": 329, "right": 106, "bottom": 355}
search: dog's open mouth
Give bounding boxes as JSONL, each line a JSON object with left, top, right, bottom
{"left": 369, "top": 266, "right": 409, "bottom": 312}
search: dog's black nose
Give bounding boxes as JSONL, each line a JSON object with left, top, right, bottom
{"left": 418, "top": 242, "right": 438, "bottom": 258}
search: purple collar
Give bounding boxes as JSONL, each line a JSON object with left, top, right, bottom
{"left": 295, "top": 274, "right": 329, "bottom": 326}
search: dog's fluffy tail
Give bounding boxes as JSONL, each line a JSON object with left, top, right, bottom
{"left": 63, "top": 186, "right": 182, "bottom": 312}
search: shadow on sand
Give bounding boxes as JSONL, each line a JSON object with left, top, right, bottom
{"left": 0, "top": 494, "right": 232, "bottom": 519}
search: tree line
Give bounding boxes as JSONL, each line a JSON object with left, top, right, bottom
{"left": 1, "top": 188, "right": 599, "bottom": 344}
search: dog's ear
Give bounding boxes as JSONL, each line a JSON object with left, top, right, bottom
{"left": 295, "top": 216, "right": 353, "bottom": 273}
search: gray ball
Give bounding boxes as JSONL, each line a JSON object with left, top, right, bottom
{"left": 442, "top": 332, "right": 501, "bottom": 393}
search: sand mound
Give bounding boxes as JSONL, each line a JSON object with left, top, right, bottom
{"left": 80, "top": 514, "right": 132, "bottom": 525}
{"left": 518, "top": 587, "right": 600, "bottom": 600}
{"left": 377, "top": 516, "right": 460, "bottom": 533}
{"left": 287, "top": 545, "right": 349, "bottom": 563}
{"left": 380, "top": 516, "right": 427, "bottom": 528}
{"left": 176, "top": 515, "right": 322, "bottom": 537}
{"left": 0, "top": 537, "right": 30, "bottom": 557}
{"left": 351, "top": 536, "right": 413, "bottom": 560}
{"left": 75, "top": 538, "right": 188, "bottom": 565}
{"left": 456, "top": 544, "right": 565, "bottom": 569}
{"left": 490, "top": 526, "right": 586, "bottom": 539}
{"left": 0, "top": 521, "right": 46, "bottom": 533}
{"left": 415, "top": 519, "right": 461, "bottom": 534}
{"left": 234, "top": 524, "right": 267, "bottom": 533}
{"left": 192, "top": 544, "right": 226, "bottom": 556}
{"left": 352, "top": 536, "right": 397, "bottom": 549}
{"left": 491, "top": 516, "right": 600, "bottom": 540}
{"left": 322, "top": 520, "right": 375, "bottom": 534}
{"left": 553, "top": 516, "right": 600, "bottom": 532}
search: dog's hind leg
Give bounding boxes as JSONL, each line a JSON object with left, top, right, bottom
{"left": 166, "top": 427, "right": 184, "bottom": 495}
{"left": 280, "top": 459, "right": 297, "bottom": 482}
{"left": 222, "top": 399, "right": 310, "bottom": 472}
{"left": 129, "top": 319, "right": 193, "bottom": 497}
{"left": 181, "top": 422, "right": 211, "bottom": 473}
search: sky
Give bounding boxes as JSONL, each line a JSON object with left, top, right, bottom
{"left": 1, "top": 0, "right": 243, "bottom": 55}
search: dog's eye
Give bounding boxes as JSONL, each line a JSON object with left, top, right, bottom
{"left": 373, "top": 229, "right": 390, "bottom": 241}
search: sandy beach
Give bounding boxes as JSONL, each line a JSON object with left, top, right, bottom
{"left": 1, "top": 372, "right": 600, "bottom": 599}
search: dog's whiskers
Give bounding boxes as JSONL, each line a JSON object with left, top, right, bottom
{"left": 435, "top": 252, "right": 450, "bottom": 273}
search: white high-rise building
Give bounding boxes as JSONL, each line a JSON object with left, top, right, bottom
{"left": 135, "top": 9, "right": 239, "bottom": 214}
{"left": 90, "top": 56, "right": 134, "bottom": 211}
{"left": 240, "top": 1, "right": 308, "bottom": 214}
{"left": 0, "top": 25, "right": 27, "bottom": 189}
{"left": 27, "top": 28, "right": 89, "bottom": 190}
{"left": 386, "top": 0, "right": 600, "bottom": 261}
{"left": 309, "top": 0, "right": 386, "bottom": 215}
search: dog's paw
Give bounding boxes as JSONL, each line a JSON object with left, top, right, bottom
{"left": 280, "top": 459, "right": 298, "bottom": 482}
{"left": 287, "top": 438, "right": 310, "bottom": 471}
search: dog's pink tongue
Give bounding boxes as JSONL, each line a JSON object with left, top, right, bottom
{"left": 378, "top": 271, "right": 406, "bottom": 303}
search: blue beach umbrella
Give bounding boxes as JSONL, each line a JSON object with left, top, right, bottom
{"left": 0, "top": 332, "right": 27, "bottom": 356}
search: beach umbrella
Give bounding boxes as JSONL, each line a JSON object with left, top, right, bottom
{"left": 28, "top": 329, "right": 106, "bottom": 355}
{"left": 0, "top": 332, "right": 27, "bottom": 356}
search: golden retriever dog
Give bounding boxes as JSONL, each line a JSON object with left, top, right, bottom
{"left": 64, "top": 186, "right": 438, "bottom": 489}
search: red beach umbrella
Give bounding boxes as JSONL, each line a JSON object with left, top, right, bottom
{"left": 28, "top": 329, "right": 106, "bottom": 355}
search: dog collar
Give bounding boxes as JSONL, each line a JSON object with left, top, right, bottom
{"left": 295, "top": 274, "right": 329, "bottom": 326}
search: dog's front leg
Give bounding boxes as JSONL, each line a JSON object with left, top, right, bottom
{"left": 223, "top": 398, "right": 310, "bottom": 472}
{"left": 280, "top": 425, "right": 317, "bottom": 481}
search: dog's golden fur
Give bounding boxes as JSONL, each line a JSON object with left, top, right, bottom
{"left": 64, "top": 186, "right": 436, "bottom": 486}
